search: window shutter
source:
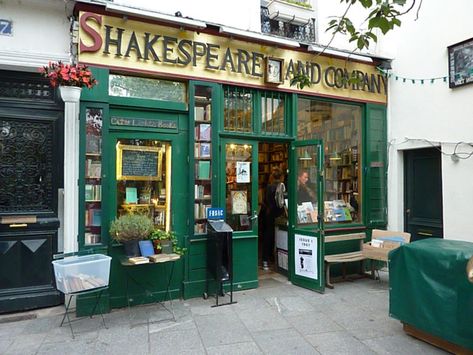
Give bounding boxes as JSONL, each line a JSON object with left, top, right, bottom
{"left": 365, "top": 104, "right": 387, "bottom": 227}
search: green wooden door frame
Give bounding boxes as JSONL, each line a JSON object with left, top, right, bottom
{"left": 106, "top": 129, "right": 188, "bottom": 243}
{"left": 288, "top": 139, "right": 325, "bottom": 293}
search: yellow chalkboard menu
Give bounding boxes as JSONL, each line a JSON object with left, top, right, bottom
{"left": 116, "top": 144, "right": 163, "bottom": 181}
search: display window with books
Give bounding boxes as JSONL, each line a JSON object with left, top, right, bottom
{"left": 84, "top": 108, "right": 103, "bottom": 245}
{"left": 297, "top": 99, "right": 362, "bottom": 224}
{"left": 193, "top": 85, "right": 213, "bottom": 234}
{"left": 225, "top": 143, "right": 253, "bottom": 232}
{"left": 116, "top": 139, "right": 171, "bottom": 231}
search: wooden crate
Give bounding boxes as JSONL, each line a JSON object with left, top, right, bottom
{"left": 362, "top": 241, "right": 400, "bottom": 262}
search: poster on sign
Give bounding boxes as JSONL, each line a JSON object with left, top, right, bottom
{"left": 294, "top": 234, "right": 318, "bottom": 279}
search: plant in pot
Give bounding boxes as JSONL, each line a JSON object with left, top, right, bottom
{"left": 109, "top": 214, "right": 154, "bottom": 257}
{"left": 149, "top": 229, "right": 187, "bottom": 256}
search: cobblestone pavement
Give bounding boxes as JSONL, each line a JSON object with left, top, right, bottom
{"left": 0, "top": 271, "right": 448, "bottom": 354}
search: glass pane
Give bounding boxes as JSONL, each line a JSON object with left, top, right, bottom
{"left": 194, "top": 85, "right": 213, "bottom": 234}
{"left": 296, "top": 146, "right": 318, "bottom": 226}
{"left": 297, "top": 99, "right": 362, "bottom": 223}
{"left": 109, "top": 74, "right": 186, "bottom": 102}
{"left": 224, "top": 87, "right": 252, "bottom": 132}
{"left": 225, "top": 143, "right": 252, "bottom": 231}
{"left": 116, "top": 139, "right": 171, "bottom": 231}
{"left": 85, "top": 108, "right": 103, "bottom": 245}
{"left": 261, "top": 92, "right": 285, "bottom": 135}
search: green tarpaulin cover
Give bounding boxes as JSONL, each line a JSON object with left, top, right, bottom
{"left": 389, "top": 239, "right": 473, "bottom": 350}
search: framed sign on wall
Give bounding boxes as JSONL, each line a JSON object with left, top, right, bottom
{"left": 448, "top": 37, "right": 473, "bottom": 88}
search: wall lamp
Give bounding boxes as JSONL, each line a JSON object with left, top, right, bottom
{"left": 105, "top": 3, "right": 207, "bottom": 29}
{"left": 219, "top": 26, "right": 300, "bottom": 48}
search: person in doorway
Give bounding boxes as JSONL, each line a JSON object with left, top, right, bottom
{"left": 297, "top": 170, "right": 315, "bottom": 204}
{"left": 261, "top": 168, "right": 285, "bottom": 271}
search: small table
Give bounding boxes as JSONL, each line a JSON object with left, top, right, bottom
{"left": 119, "top": 254, "right": 180, "bottom": 328}
{"left": 60, "top": 286, "right": 108, "bottom": 338}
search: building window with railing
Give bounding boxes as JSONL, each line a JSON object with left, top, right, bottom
{"left": 261, "top": 3, "right": 316, "bottom": 43}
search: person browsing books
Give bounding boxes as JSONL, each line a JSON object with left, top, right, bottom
{"left": 260, "top": 168, "right": 285, "bottom": 271}
{"left": 297, "top": 170, "right": 316, "bottom": 204}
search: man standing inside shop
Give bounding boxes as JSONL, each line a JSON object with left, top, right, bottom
{"left": 297, "top": 170, "right": 315, "bottom": 204}
{"left": 260, "top": 168, "right": 285, "bottom": 271}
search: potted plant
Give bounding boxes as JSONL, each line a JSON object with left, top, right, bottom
{"left": 149, "top": 229, "right": 187, "bottom": 256}
{"left": 109, "top": 214, "right": 154, "bottom": 257}
{"left": 39, "top": 61, "right": 97, "bottom": 101}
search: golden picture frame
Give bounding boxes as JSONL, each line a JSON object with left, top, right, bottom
{"left": 265, "top": 57, "right": 284, "bottom": 84}
{"left": 116, "top": 143, "right": 163, "bottom": 181}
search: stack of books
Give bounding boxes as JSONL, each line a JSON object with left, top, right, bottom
{"left": 128, "top": 256, "right": 150, "bottom": 264}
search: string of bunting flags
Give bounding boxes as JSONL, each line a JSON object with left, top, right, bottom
{"left": 376, "top": 67, "right": 449, "bottom": 84}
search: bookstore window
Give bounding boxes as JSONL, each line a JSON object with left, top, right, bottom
{"left": 223, "top": 86, "right": 253, "bottom": 133}
{"left": 116, "top": 139, "right": 172, "bottom": 232}
{"left": 225, "top": 144, "right": 252, "bottom": 231}
{"left": 298, "top": 99, "right": 362, "bottom": 224}
{"left": 261, "top": 91, "right": 286, "bottom": 135}
{"left": 84, "top": 108, "right": 103, "bottom": 245}
{"left": 109, "top": 74, "right": 186, "bottom": 103}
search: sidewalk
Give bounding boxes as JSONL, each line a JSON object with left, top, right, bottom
{"left": 0, "top": 271, "right": 447, "bottom": 354}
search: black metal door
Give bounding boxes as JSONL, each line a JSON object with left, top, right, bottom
{"left": 404, "top": 148, "right": 443, "bottom": 241}
{"left": 0, "top": 71, "right": 63, "bottom": 313}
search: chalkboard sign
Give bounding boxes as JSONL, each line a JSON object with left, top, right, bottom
{"left": 117, "top": 144, "right": 162, "bottom": 181}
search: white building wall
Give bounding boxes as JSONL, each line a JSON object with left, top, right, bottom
{"left": 381, "top": 1, "right": 473, "bottom": 242}
{"left": 0, "top": 0, "right": 70, "bottom": 71}
{"left": 112, "top": 0, "right": 261, "bottom": 32}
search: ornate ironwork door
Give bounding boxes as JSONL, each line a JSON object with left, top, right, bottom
{"left": 0, "top": 71, "right": 62, "bottom": 313}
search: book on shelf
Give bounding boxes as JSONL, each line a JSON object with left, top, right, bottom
{"left": 125, "top": 187, "right": 138, "bottom": 204}
{"left": 195, "top": 106, "right": 205, "bottom": 121}
{"left": 138, "top": 240, "right": 155, "bottom": 257}
{"left": 198, "top": 123, "right": 211, "bottom": 141}
{"left": 194, "top": 202, "right": 211, "bottom": 219}
{"left": 85, "top": 184, "right": 101, "bottom": 201}
{"left": 194, "top": 222, "right": 206, "bottom": 234}
{"left": 86, "top": 134, "right": 101, "bottom": 154}
{"left": 128, "top": 256, "right": 150, "bottom": 264}
{"left": 86, "top": 160, "right": 101, "bottom": 177}
{"left": 199, "top": 143, "right": 211, "bottom": 158}
{"left": 148, "top": 253, "right": 180, "bottom": 263}
{"left": 90, "top": 208, "right": 101, "bottom": 226}
{"left": 197, "top": 160, "right": 211, "bottom": 179}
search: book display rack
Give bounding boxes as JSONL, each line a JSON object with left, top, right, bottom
{"left": 193, "top": 86, "right": 213, "bottom": 234}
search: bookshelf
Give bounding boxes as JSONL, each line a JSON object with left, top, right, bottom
{"left": 258, "top": 143, "right": 288, "bottom": 205}
{"left": 193, "top": 86, "right": 213, "bottom": 234}
{"left": 323, "top": 117, "right": 360, "bottom": 222}
{"left": 84, "top": 108, "right": 103, "bottom": 245}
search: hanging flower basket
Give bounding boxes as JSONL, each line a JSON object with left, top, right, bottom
{"left": 39, "top": 61, "right": 97, "bottom": 89}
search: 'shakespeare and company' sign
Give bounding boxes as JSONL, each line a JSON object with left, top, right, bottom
{"left": 78, "top": 11, "right": 387, "bottom": 103}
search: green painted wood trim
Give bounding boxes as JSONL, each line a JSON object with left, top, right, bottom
{"left": 80, "top": 67, "right": 109, "bottom": 103}
{"left": 78, "top": 103, "right": 110, "bottom": 249}
{"left": 109, "top": 96, "right": 188, "bottom": 112}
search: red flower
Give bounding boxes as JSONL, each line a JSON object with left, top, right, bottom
{"left": 39, "top": 61, "right": 97, "bottom": 89}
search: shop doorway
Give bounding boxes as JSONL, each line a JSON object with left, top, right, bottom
{"left": 257, "top": 142, "right": 289, "bottom": 274}
{"left": 404, "top": 148, "right": 443, "bottom": 241}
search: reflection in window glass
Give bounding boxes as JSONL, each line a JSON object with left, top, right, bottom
{"left": 116, "top": 139, "right": 172, "bottom": 232}
{"left": 225, "top": 144, "right": 252, "bottom": 231}
{"left": 298, "top": 99, "right": 362, "bottom": 223}
{"left": 296, "top": 146, "right": 318, "bottom": 226}
{"left": 224, "top": 87, "right": 252, "bottom": 132}
{"left": 109, "top": 74, "right": 186, "bottom": 103}
{"left": 261, "top": 92, "right": 285, "bottom": 135}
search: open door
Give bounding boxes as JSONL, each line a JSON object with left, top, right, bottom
{"left": 288, "top": 140, "right": 325, "bottom": 292}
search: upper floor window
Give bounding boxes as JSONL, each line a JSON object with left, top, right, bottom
{"left": 261, "top": 2, "right": 315, "bottom": 43}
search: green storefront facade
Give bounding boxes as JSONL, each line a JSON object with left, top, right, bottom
{"left": 75, "top": 5, "right": 388, "bottom": 313}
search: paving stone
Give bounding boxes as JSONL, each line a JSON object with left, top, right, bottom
{"left": 305, "top": 330, "right": 378, "bottom": 354}
{"left": 206, "top": 341, "right": 263, "bottom": 355}
{"left": 194, "top": 312, "right": 252, "bottom": 348}
{"left": 252, "top": 328, "right": 319, "bottom": 355}
{"left": 149, "top": 328, "right": 205, "bottom": 354}
{"left": 4, "top": 333, "right": 47, "bottom": 355}
{"left": 362, "top": 333, "right": 450, "bottom": 354}
{"left": 284, "top": 311, "right": 343, "bottom": 335}
{"left": 236, "top": 303, "right": 291, "bottom": 333}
